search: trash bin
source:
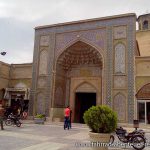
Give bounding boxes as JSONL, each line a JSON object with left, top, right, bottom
{"left": 133, "top": 120, "right": 139, "bottom": 130}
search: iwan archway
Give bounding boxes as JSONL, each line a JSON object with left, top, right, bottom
{"left": 54, "top": 41, "right": 103, "bottom": 122}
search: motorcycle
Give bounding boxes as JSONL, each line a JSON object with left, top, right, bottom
{"left": 5, "top": 113, "right": 22, "bottom": 127}
{"left": 109, "top": 127, "right": 146, "bottom": 150}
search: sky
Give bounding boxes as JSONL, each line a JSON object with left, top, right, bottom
{"left": 0, "top": 0, "right": 149, "bottom": 64}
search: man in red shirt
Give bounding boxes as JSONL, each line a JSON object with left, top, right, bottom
{"left": 64, "top": 105, "right": 70, "bottom": 130}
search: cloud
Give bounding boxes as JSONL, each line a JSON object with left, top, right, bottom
{"left": 0, "top": 0, "right": 71, "bottom": 22}
{"left": 0, "top": 17, "right": 34, "bottom": 63}
{"left": 0, "top": 0, "right": 150, "bottom": 64}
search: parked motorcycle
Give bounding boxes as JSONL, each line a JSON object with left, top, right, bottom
{"left": 109, "top": 127, "right": 146, "bottom": 150}
{"left": 5, "top": 113, "right": 22, "bottom": 127}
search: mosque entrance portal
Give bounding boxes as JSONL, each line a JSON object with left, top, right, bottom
{"left": 54, "top": 41, "right": 103, "bottom": 122}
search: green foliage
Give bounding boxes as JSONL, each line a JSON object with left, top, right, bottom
{"left": 35, "top": 114, "right": 45, "bottom": 119}
{"left": 83, "top": 105, "right": 117, "bottom": 133}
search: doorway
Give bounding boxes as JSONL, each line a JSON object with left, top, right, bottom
{"left": 137, "top": 100, "right": 150, "bottom": 124}
{"left": 74, "top": 92, "right": 96, "bottom": 123}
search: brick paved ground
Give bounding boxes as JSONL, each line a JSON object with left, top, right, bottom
{"left": 0, "top": 120, "right": 150, "bottom": 150}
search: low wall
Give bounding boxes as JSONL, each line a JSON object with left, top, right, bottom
{"left": 50, "top": 108, "right": 64, "bottom": 122}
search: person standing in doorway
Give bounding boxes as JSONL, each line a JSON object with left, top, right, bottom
{"left": 0, "top": 104, "right": 4, "bottom": 130}
{"left": 64, "top": 105, "right": 70, "bottom": 130}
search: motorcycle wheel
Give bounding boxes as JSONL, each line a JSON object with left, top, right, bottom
{"left": 16, "top": 121, "right": 21, "bottom": 127}
{"left": 109, "top": 135, "right": 115, "bottom": 144}
{"left": 5, "top": 119, "right": 12, "bottom": 126}
{"left": 131, "top": 135, "right": 146, "bottom": 150}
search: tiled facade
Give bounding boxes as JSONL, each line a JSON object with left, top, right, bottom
{"left": 30, "top": 13, "right": 136, "bottom": 123}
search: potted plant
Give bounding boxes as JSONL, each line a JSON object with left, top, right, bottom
{"left": 83, "top": 105, "right": 117, "bottom": 150}
{"left": 34, "top": 114, "right": 46, "bottom": 124}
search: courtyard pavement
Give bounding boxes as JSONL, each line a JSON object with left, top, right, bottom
{"left": 0, "top": 120, "right": 150, "bottom": 150}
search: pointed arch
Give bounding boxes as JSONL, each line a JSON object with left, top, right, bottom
{"left": 143, "top": 20, "right": 148, "bottom": 30}
{"left": 53, "top": 39, "right": 104, "bottom": 114}
{"left": 56, "top": 38, "right": 104, "bottom": 68}
{"left": 136, "top": 83, "right": 150, "bottom": 99}
{"left": 39, "top": 49, "right": 48, "bottom": 75}
{"left": 74, "top": 81, "right": 97, "bottom": 93}
{"left": 15, "top": 82, "right": 27, "bottom": 88}
{"left": 36, "top": 92, "right": 45, "bottom": 114}
{"left": 114, "top": 43, "right": 126, "bottom": 74}
{"left": 113, "top": 92, "right": 126, "bottom": 121}
{"left": 54, "top": 86, "right": 64, "bottom": 107}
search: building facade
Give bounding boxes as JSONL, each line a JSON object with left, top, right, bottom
{"left": 29, "top": 13, "right": 136, "bottom": 123}
{"left": 0, "top": 62, "right": 32, "bottom": 114}
{"left": 135, "top": 14, "right": 150, "bottom": 124}
{"left": 1, "top": 13, "right": 150, "bottom": 124}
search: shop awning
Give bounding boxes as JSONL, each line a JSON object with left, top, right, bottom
{"left": 4, "top": 88, "right": 30, "bottom": 100}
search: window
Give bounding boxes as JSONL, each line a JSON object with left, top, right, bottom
{"left": 143, "top": 20, "right": 148, "bottom": 30}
